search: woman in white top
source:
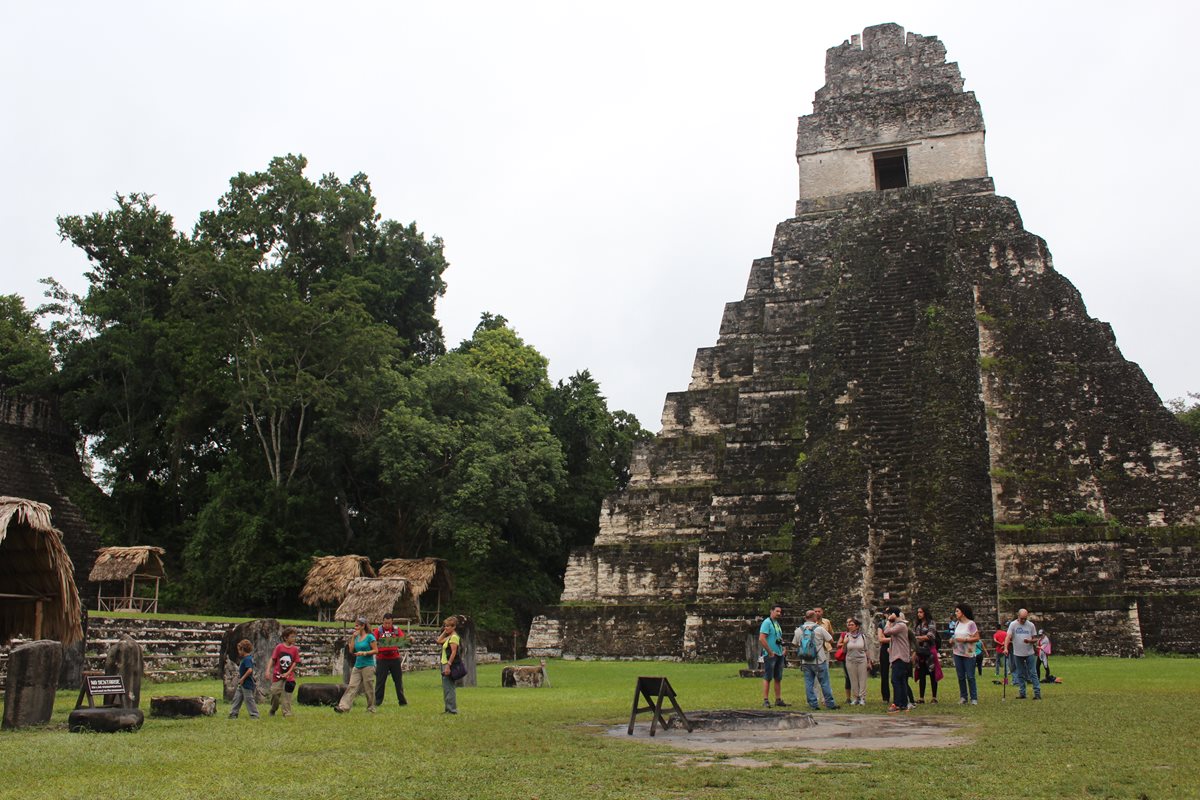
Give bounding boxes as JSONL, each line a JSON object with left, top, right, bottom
{"left": 952, "top": 603, "right": 981, "bottom": 704}
{"left": 838, "top": 617, "right": 871, "bottom": 705}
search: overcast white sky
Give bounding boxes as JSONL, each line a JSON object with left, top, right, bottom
{"left": 3, "top": 2, "right": 1197, "bottom": 431}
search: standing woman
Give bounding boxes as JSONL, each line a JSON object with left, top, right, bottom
{"left": 336, "top": 616, "right": 379, "bottom": 713}
{"left": 839, "top": 617, "right": 871, "bottom": 705}
{"left": 438, "top": 616, "right": 461, "bottom": 715}
{"left": 913, "top": 606, "right": 940, "bottom": 704}
{"left": 952, "top": 603, "right": 980, "bottom": 705}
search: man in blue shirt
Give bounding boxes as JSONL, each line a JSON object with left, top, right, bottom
{"left": 758, "top": 604, "right": 789, "bottom": 708}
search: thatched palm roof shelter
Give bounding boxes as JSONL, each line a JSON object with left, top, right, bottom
{"left": 378, "top": 558, "right": 453, "bottom": 625}
{"left": 88, "top": 546, "right": 166, "bottom": 613}
{"left": 334, "top": 577, "right": 411, "bottom": 623}
{"left": 0, "top": 497, "right": 83, "bottom": 644}
{"left": 300, "top": 555, "right": 376, "bottom": 621}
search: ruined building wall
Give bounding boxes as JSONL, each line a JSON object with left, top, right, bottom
{"left": 0, "top": 393, "right": 103, "bottom": 602}
{"left": 532, "top": 24, "right": 1200, "bottom": 660}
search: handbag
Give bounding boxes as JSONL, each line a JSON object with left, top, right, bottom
{"left": 834, "top": 645, "right": 846, "bottom": 662}
{"left": 448, "top": 658, "right": 467, "bottom": 682}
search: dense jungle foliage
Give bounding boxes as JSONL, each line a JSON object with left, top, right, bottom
{"left": 1, "top": 155, "right": 649, "bottom": 632}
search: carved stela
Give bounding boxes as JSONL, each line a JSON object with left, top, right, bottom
{"left": 530, "top": 23, "right": 1200, "bottom": 660}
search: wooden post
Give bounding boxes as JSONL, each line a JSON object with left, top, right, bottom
{"left": 34, "top": 598, "right": 44, "bottom": 639}
{"left": 128, "top": 575, "right": 136, "bottom": 611}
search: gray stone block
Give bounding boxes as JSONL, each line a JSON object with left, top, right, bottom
{"left": 150, "top": 695, "right": 216, "bottom": 717}
{"left": 297, "top": 682, "right": 347, "bottom": 706}
{"left": 103, "top": 635, "right": 143, "bottom": 708}
{"left": 2, "top": 640, "right": 62, "bottom": 729}
{"left": 68, "top": 706, "right": 144, "bottom": 733}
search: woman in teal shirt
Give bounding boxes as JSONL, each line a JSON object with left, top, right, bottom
{"left": 336, "top": 616, "right": 379, "bottom": 713}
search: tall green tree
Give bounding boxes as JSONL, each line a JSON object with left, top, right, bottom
{"left": 46, "top": 194, "right": 194, "bottom": 543}
{"left": 0, "top": 294, "right": 55, "bottom": 392}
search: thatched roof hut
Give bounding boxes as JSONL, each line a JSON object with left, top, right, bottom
{"left": 0, "top": 497, "right": 83, "bottom": 644}
{"left": 378, "top": 558, "right": 453, "bottom": 625}
{"left": 88, "top": 546, "right": 167, "bottom": 612}
{"left": 334, "top": 577, "right": 412, "bottom": 623}
{"left": 89, "top": 546, "right": 166, "bottom": 582}
{"left": 300, "top": 555, "right": 376, "bottom": 608}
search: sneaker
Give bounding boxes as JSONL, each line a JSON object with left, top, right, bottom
{"left": 367, "top": 708, "right": 376, "bottom": 713}
{"left": 930, "top": 698, "right": 938, "bottom": 704}
{"left": 774, "top": 699, "right": 790, "bottom": 707}
{"left": 762, "top": 699, "right": 772, "bottom": 709}
{"left": 1032, "top": 695, "right": 1041, "bottom": 701}
{"left": 959, "top": 698, "right": 968, "bottom": 705}
{"left": 1016, "top": 694, "right": 1026, "bottom": 700}
{"left": 826, "top": 704, "right": 839, "bottom": 710}
{"left": 887, "top": 704, "right": 903, "bottom": 713}
{"left": 970, "top": 699, "right": 978, "bottom": 705}
{"left": 906, "top": 703, "right": 916, "bottom": 710}
{"left": 916, "top": 699, "right": 925, "bottom": 704}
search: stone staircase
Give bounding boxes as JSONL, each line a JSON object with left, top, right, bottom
{"left": 0, "top": 616, "right": 502, "bottom": 686}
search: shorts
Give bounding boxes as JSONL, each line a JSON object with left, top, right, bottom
{"left": 763, "top": 653, "right": 785, "bottom": 682}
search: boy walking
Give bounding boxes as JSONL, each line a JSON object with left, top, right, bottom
{"left": 229, "top": 638, "right": 259, "bottom": 719}
{"left": 269, "top": 627, "right": 301, "bottom": 717}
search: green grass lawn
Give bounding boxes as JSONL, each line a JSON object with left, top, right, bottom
{"left": 2, "top": 656, "right": 1197, "bottom": 799}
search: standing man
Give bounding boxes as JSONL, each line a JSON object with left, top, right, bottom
{"left": 1004, "top": 608, "right": 1042, "bottom": 700}
{"left": 795, "top": 610, "right": 838, "bottom": 710}
{"left": 814, "top": 606, "right": 845, "bottom": 702}
{"left": 882, "top": 606, "right": 914, "bottom": 713}
{"left": 758, "top": 604, "right": 789, "bottom": 708}
{"left": 374, "top": 613, "right": 408, "bottom": 707}
{"left": 876, "top": 614, "right": 890, "bottom": 706}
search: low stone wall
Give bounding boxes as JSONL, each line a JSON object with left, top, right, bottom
{"left": 1, "top": 616, "right": 500, "bottom": 687}
{"left": 996, "top": 525, "right": 1200, "bottom": 656}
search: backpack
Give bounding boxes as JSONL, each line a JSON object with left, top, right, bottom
{"left": 797, "top": 625, "right": 820, "bottom": 662}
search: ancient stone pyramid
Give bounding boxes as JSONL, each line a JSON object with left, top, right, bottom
{"left": 529, "top": 24, "right": 1200, "bottom": 659}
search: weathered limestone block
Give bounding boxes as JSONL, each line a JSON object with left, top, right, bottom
{"left": 58, "top": 638, "right": 87, "bottom": 690}
{"left": 150, "top": 696, "right": 216, "bottom": 717}
{"left": 297, "top": 682, "right": 347, "bottom": 706}
{"left": 221, "top": 619, "right": 280, "bottom": 701}
{"left": 68, "top": 706, "right": 143, "bottom": 733}
{"left": 2, "top": 640, "right": 62, "bottom": 729}
{"left": 501, "top": 662, "right": 547, "bottom": 688}
{"left": 103, "top": 634, "right": 143, "bottom": 708}
{"left": 526, "top": 616, "right": 562, "bottom": 658}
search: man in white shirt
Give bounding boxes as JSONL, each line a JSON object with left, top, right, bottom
{"left": 1004, "top": 608, "right": 1042, "bottom": 700}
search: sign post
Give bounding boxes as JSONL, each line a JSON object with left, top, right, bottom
{"left": 75, "top": 672, "right": 129, "bottom": 709}
{"left": 627, "top": 676, "right": 693, "bottom": 737}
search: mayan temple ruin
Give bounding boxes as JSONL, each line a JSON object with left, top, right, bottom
{"left": 529, "top": 23, "right": 1200, "bottom": 660}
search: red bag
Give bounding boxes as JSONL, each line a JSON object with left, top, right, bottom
{"left": 834, "top": 645, "right": 846, "bottom": 662}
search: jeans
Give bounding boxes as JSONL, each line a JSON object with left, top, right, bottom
{"left": 802, "top": 663, "right": 837, "bottom": 708}
{"left": 889, "top": 660, "right": 911, "bottom": 708}
{"left": 1013, "top": 653, "right": 1041, "bottom": 697}
{"left": 229, "top": 684, "right": 259, "bottom": 718}
{"left": 375, "top": 658, "right": 407, "bottom": 705}
{"left": 879, "top": 646, "right": 890, "bottom": 703}
{"left": 442, "top": 672, "right": 458, "bottom": 713}
{"left": 953, "top": 654, "right": 978, "bottom": 701}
